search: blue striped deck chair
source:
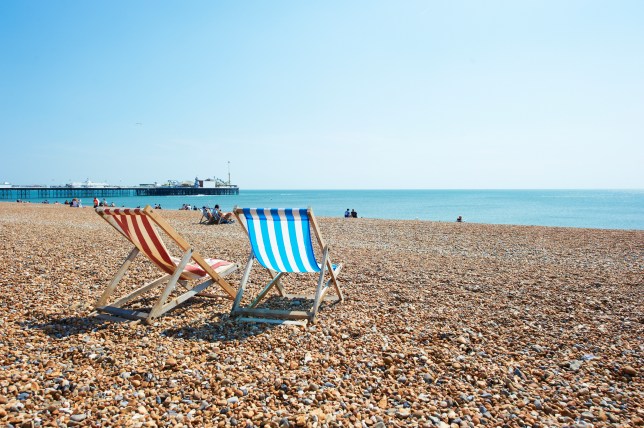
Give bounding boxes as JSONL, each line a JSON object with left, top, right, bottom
{"left": 231, "top": 207, "right": 344, "bottom": 325}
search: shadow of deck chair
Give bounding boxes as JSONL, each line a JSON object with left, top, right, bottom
{"left": 230, "top": 207, "right": 344, "bottom": 326}
{"left": 94, "top": 205, "right": 238, "bottom": 323}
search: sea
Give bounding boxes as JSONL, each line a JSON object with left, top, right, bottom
{"left": 12, "top": 189, "right": 644, "bottom": 230}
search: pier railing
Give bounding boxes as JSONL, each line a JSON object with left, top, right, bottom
{"left": 0, "top": 186, "right": 239, "bottom": 200}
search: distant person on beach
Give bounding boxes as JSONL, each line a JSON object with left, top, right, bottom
{"left": 351, "top": 209, "right": 357, "bottom": 218}
{"left": 93, "top": 197, "right": 99, "bottom": 208}
{"left": 456, "top": 215, "right": 463, "bottom": 222}
{"left": 344, "top": 209, "right": 350, "bottom": 218}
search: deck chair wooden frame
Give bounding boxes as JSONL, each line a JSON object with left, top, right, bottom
{"left": 231, "top": 207, "right": 344, "bottom": 326}
{"left": 94, "top": 205, "right": 237, "bottom": 323}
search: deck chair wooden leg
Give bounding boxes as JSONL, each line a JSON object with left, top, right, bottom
{"left": 267, "top": 269, "right": 287, "bottom": 296}
{"left": 96, "top": 247, "right": 139, "bottom": 308}
{"left": 157, "top": 278, "right": 215, "bottom": 315}
{"left": 249, "top": 272, "right": 285, "bottom": 308}
{"left": 148, "top": 249, "right": 193, "bottom": 320}
{"left": 311, "top": 246, "right": 330, "bottom": 322}
{"left": 327, "top": 259, "right": 344, "bottom": 302}
{"left": 232, "top": 254, "right": 255, "bottom": 313}
{"left": 108, "top": 274, "right": 172, "bottom": 309}
{"left": 325, "top": 264, "right": 343, "bottom": 301}
{"left": 211, "top": 271, "right": 237, "bottom": 299}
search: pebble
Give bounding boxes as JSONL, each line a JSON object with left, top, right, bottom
{"left": 568, "top": 360, "right": 583, "bottom": 371}
{"left": 70, "top": 414, "right": 86, "bottom": 422}
{"left": 622, "top": 365, "right": 637, "bottom": 376}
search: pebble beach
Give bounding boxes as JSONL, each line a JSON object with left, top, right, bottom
{"left": 0, "top": 203, "right": 642, "bottom": 427}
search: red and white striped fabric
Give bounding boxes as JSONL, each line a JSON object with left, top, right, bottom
{"left": 100, "top": 208, "right": 232, "bottom": 280}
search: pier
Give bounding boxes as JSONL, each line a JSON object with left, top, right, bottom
{"left": 0, "top": 186, "right": 239, "bottom": 200}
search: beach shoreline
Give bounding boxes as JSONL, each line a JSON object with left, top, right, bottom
{"left": 3, "top": 187, "right": 643, "bottom": 230}
{"left": 2, "top": 199, "right": 643, "bottom": 232}
{"left": 0, "top": 203, "right": 642, "bottom": 426}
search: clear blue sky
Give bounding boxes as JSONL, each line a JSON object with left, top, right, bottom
{"left": 1, "top": 1, "right": 642, "bottom": 189}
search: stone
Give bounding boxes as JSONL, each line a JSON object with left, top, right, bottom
{"left": 568, "top": 360, "right": 583, "bottom": 371}
{"left": 622, "top": 365, "right": 637, "bottom": 376}
{"left": 70, "top": 414, "right": 86, "bottom": 422}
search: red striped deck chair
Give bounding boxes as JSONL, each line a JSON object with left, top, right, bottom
{"left": 231, "top": 207, "right": 343, "bottom": 326}
{"left": 94, "top": 205, "right": 237, "bottom": 322}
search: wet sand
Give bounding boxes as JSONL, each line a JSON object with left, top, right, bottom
{"left": 0, "top": 203, "right": 642, "bottom": 427}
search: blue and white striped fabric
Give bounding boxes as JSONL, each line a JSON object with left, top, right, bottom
{"left": 240, "top": 208, "right": 320, "bottom": 273}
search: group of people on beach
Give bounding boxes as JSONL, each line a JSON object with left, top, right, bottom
{"left": 180, "top": 204, "right": 198, "bottom": 211}
{"left": 66, "top": 198, "right": 82, "bottom": 208}
{"left": 201, "top": 204, "right": 235, "bottom": 224}
{"left": 61, "top": 197, "right": 117, "bottom": 208}
{"left": 92, "top": 197, "right": 114, "bottom": 208}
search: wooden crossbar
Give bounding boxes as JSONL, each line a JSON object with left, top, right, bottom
{"left": 234, "top": 308, "right": 311, "bottom": 320}
{"left": 236, "top": 317, "right": 308, "bottom": 326}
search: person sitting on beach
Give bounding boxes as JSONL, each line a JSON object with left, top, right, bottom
{"left": 344, "top": 208, "right": 350, "bottom": 218}
{"left": 351, "top": 209, "right": 357, "bottom": 218}
{"left": 201, "top": 206, "right": 217, "bottom": 224}
{"left": 213, "top": 205, "right": 235, "bottom": 223}
{"left": 456, "top": 215, "right": 463, "bottom": 222}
